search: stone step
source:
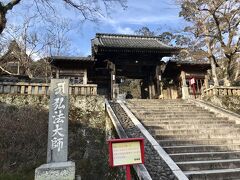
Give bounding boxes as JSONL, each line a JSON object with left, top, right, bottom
{"left": 136, "top": 115, "right": 226, "bottom": 122}
{"left": 138, "top": 114, "right": 217, "bottom": 118}
{"left": 170, "top": 151, "right": 240, "bottom": 162}
{"left": 126, "top": 100, "right": 240, "bottom": 179}
{"left": 128, "top": 105, "right": 197, "bottom": 109}
{"left": 128, "top": 102, "right": 192, "bottom": 105}
{"left": 136, "top": 115, "right": 218, "bottom": 119}
{"left": 128, "top": 100, "right": 189, "bottom": 103}
{"left": 128, "top": 102, "right": 198, "bottom": 105}
{"left": 152, "top": 128, "right": 240, "bottom": 136}
{"left": 130, "top": 107, "right": 206, "bottom": 111}
{"left": 128, "top": 101, "right": 190, "bottom": 103}
{"left": 143, "top": 120, "right": 234, "bottom": 126}
{"left": 133, "top": 111, "right": 219, "bottom": 118}
{"left": 177, "top": 159, "right": 240, "bottom": 171}
{"left": 184, "top": 168, "right": 240, "bottom": 180}
{"left": 147, "top": 123, "right": 237, "bottom": 130}
{"left": 163, "top": 144, "right": 240, "bottom": 154}
{"left": 131, "top": 108, "right": 211, "bottom": 115}
{"left": 157, "top": 133, "right": 240, "bottom": 141}
{"left": 158, "top": 138, "right": 240, "bottom": 147}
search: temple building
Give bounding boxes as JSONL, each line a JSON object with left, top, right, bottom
{"left": 0, "top": 41, "right": 30, "bottom": 77}
{"left": 49, "top": 33, "right": 211, "bottom": 99}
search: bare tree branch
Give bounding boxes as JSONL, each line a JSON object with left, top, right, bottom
{"left": 0, "top": 65, "right": 17, "bottom": 75}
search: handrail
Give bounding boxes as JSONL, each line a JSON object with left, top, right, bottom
{"left": 0, "top": 82, "right": 97, "bottom": 95}
{"left": 203, "top": 86, "right": 240, "bottom": 97}
{"left": 105, "top": 99, "right": 152, "bottom": 180}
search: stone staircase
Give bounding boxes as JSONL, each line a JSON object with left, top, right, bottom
{"left": 126, "top": 99, "right": 240, "bottom": 180}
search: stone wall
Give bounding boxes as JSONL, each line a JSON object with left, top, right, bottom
{"left": 203, "top": 95, "right": 240, "bottom": 115}
{"left": 0, "top": 94, "right": 121, "bottom": 180}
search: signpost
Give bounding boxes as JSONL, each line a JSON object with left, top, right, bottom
{"left": 108, "top": 138, "right": 144, "bottom": 180}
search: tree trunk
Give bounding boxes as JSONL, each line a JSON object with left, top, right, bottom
{"left": 26, "top": 68, "right": 33, "bottom": 78}
{"left": 203, "top": 25, "right": 219, "bottom": 86}
{"left": 234, "top": 61, "right": 240, "bottom": 82}
{"left": 0, "top": 11, "right": 7, "bottom": 34}
{"left": 45, "top": 60, "right": 49, "bottom": 83}
{"left": 0, "top": 0, "right": 21, "bottom": 34}
{"left": 210, "top": 57, "right": 219, "bottom": 86}
{"left": 223, "top": 61, "right": 231, "bottom": 86}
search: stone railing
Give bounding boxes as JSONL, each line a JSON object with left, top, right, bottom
{"left": 0, "top": 82, "right": 97, "bottom": 95}
{"left": 203, "top": 86, "right": 240, "bottom": 97}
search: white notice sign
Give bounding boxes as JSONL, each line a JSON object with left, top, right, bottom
{"left": 190, "top": 78, "right": 195, "bottom": 85}
{"left": 112, "top": 141, "right": 142, "bottom": 166}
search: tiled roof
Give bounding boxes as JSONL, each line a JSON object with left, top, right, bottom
{"left": 162, "top": 60, "right": 211, "bottom": 78}
{"left": 169, "top": 60, "right": 210, "bottom": 65}
{"left": 92, "top": 33, "right": 178, "bottom": 50}
{"left": 50, "top": 56, "right": 95, "bottom": 62}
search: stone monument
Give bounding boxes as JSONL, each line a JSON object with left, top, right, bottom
{"left": 35, "top": 79, "right": 75, "bottom": 180}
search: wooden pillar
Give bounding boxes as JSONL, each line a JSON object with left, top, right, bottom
{"left": 56, "top": 69, "right": 60, "bottom": 79}
{"left": 148, "top": 76, "right": 153, "bottom": 99}
{"left": 181, "top": 71, "right": 189, "bottom": 99}
{"left": 155, "top": 65, "right": 161, "bottom": 97}
{"left": 110, "top": 62, "right": 116, "bottom": 100}
{"left": 152, "top": 84, "right": 156, "bottom": 98}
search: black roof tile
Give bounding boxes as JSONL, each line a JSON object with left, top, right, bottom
{"left": 93, "top": 33, "right": 178, "bottom": 50}
{"left": 50, "top": 56, "right": 95, "bottom": 62}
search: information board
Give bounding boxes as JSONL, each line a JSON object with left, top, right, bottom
{"left": 108, "top": 138, "right": 144, "bottom": 167}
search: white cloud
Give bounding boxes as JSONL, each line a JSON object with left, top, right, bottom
{"left": 101, "top": 15, "right": 181, "bottom": 26}
{"left": 26, "top": 48, "right": 47, "bottom": 61}
{"left": 116, "top": 27, "right": 134, "bottom": 34}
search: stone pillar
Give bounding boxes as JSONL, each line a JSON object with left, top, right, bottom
{"left": 47, "top": 79, "right": 69, "bottom": 162}
{"left": 113, "top": 83, "right": 119, "bottom": 100}
{"left": 35, "top": 79, "right": 75, "bottom": 180}
{"left": 83, "top": 69, "right": 88, "bottom": 85}
{"left": 17, "top": 61, "right": 20, "bottom": 75}
{"left": 181, "top": 71, "right": 189, "bottom": 99}
{"left": 204, "top": 75, "right": 209, "bottom": 89}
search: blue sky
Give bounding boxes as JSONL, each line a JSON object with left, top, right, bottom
{"left": 73, "top": 0, "right": 187, "bottom": 56}
{"left": 4, "top": 0, "right": 187, "bottom": 58}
